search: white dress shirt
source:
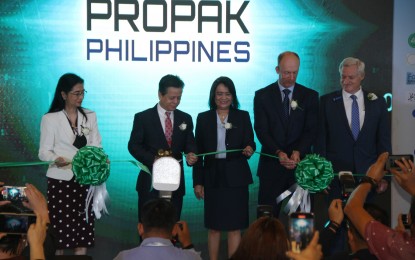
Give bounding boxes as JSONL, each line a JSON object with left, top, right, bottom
{"left": 342, "top": 88, "right": 365, "bottom": 130}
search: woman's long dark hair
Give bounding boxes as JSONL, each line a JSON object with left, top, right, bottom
{"left": 208, "top": 76, "right": 240, "bottom": 110}
{"left": 47, "top": 73, "right": 87, "bottom": 121}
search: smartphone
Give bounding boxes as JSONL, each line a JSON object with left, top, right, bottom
{"left": 0, "top": 213, "right": 36, "bottom": 234}
{"left": 289, "top": 212, "right": 314, "bottom": 253}
{"left": 385, "top": 155, "right": 414, "bottom": 171}
{"left": 338, "top": 171, "right": 355, "bottom": 201}
{"left": 1, "top": 186, "right": 27, "bottom": 202}
{"left": 257, "top": 205, "right": 273, "bottom": 218}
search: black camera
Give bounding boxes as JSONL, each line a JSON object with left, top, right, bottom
{"left": 339, "top": 171, "right": 355, "bottom": 203}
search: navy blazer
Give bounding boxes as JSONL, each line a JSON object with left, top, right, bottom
{"left": 254, "top": 82, "right": 319, "bottom": 178}
{"left": 193, "top": 109, "right": 256, "bottom": 188}
{"left": 316, "top": 90, "right": 391, "bottom": 174}
{"left": 128, "top": 105, "right": 197, "bottom": 196}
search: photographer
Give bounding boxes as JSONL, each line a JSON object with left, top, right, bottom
{"left": 320, "top": 199, "right": 388, "bottom": 259}
{"left": 0, "top": 183, "right": 55, "bottom": 260}
{"left": 344, "top": 153, "right": 415, "bottom": 259}
{"left": 230, "top": 216, "right": 322, "bottom": 260}
{"left": 113, "top": 198, "right": 201, "bottom": 260}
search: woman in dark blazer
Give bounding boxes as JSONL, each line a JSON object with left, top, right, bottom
{"left": 193, "top": 76, "right": 255, "bottom": 260}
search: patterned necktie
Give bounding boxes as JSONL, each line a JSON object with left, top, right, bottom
{"left": 282, "top": 89, "right": 291, "bottom": 121}
{"left": 351, "top": 95, "right": 360, "bottom": 140}
{"left": 165, "top": 111, "right": 173, "bottom": 147}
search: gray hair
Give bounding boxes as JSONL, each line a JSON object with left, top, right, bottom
{"left": 339, "top": 57, "right": 365, "bottom": 76}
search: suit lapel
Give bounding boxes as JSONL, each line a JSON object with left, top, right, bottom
{"left": 287, "top": 85, "right": 303, "bottom": 128}
{"left": 171, "top": 110, "right": 180, "bottom": 148}
{"left": 60, "top": 111, "right": 76, "bottom": 140}
{"left": 360, "top": 91, "right": 370, "bottom": 135}
{"left": 209, "top": 110, "right": 218, "bottom": 151}
{"left": 151, "top": 106, "right": 169, "bottom": 148}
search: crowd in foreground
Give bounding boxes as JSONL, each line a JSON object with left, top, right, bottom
{"left": 1, "top": 153, "right": 414, "bottom": 259}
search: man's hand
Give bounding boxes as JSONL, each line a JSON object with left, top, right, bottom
{"left": 242, "top": 145, "right": 254, "bottom": 157}
{"left": 186, "top": 153, "right": 198, "bottom": 166}
{"left": 286, "top": 231, "right": 322, "bottom": 260}
{"left": 290, "top": 150, "right": 301, "bottom": 164}
{"left": 172, "top": 221, "right": 193, "bottom": 248}
{"left": 395, "top": 213, "right": 406, "bottom": 233}
{"left": 278, "top": 151, "right": 296, "bottom": 170}
{"left": 328, "top": 199, "right": 344, "bottom": 225}
{"left": 390, "top": 157, "right": 415, "bottom": 196}
{"left": 194, "top": 185, "right": 204, "bottom": 200}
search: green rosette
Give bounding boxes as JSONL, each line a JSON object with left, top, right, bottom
{"left": 295, "top": 154, "right": 334, "bottom": 193}
{"left": 72, "top": 146, "right": 110, "bottom": 186}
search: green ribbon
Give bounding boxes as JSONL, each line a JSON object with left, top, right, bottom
{"left": 187, "top": 149, "right": 280, "bottom": 159}
{"left": 72, "top": 146, "right": 110, "bottom": 186}
{"left": 0, "top": 161, "right": 53, "bottom": 167}
{"left": 111, "top": 160, "right": 151, "bottom": 174}
{"left": 294, "top": 154, "right": 334, "bottom": 193}
{"left": 0, "top": 150, "right": 395, "bottom": 180}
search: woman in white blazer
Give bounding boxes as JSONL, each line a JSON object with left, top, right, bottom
{"left": 39, "top": 73, "right": 102, "bottom": 255}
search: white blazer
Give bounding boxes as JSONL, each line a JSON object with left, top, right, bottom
{"left": 38, "top": 109, "right": 102, "bottom": 181}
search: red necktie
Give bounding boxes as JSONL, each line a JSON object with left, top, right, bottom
{"left": 165, "top": 111, "right": 172, "bottom": 147}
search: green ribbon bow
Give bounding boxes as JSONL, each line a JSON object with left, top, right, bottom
{"left": 72, "top": 146, "right": 110, "bottom": 186}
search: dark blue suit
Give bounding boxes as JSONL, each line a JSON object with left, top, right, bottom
{"left": 128, "top": 105, "right": 197, "bottom": 221}
{"left": 316, "top": 90, "right": 391, "bottom": 199}
{"left": 254, "top": 82, "right": 319, "bottom": 217}
{"left": 193, "top": 109, "right": 255, "bottom": 188}
{"left": 193, "top": 109, "right": 255, "bottom": 230}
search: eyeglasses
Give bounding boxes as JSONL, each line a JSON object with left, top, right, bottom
{"left": 69, "top": 90, "right": 87, "bottom": 97}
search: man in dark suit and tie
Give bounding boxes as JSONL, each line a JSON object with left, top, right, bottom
{"left": 317, "top": 57, "right": 391, "bottom": 200}
{"left": 254, "top": 51, "right": 319, "bottom": 217}
{"left": 128, "top": 74, "right": 198, "bottom": 221}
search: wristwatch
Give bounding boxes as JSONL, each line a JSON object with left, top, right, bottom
{"left": 359, "top": 176, "right": 378, "bottom": 191}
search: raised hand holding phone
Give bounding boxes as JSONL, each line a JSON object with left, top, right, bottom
{"left": 289, "top": 212, "right": 314, "bottom": 253}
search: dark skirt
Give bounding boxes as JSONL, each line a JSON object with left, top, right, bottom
{"left": 204, "top": 159, "right": 249, "bottom": 231}
{"left": 47, "top": 177, "right": 95, "bottom": 249}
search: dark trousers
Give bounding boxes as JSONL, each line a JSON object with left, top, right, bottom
{"left": 258, "top": 172, "right": 296, "bottom": 218}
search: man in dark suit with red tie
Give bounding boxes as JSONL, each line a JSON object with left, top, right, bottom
{"left": 254, "top": 51, "right": 319, "bottom": 217}
{"left": 316, "top": 57, "right": 391, "bottom": 200}
{"left": 128, "top": 74, "right": 198, "bottom": 221}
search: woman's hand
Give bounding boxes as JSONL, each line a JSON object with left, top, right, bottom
{"left": 242, "top": 146, "right": 254, "bottom": 157}
{"left": 54, "top": 157, "right": 70, "bottom": 167}
{"left": 286, "top": 231, "right": 322, "bottom": 260}
{"left": 390, "top": 157, "right": 415, "bottom": 196}
{"left": 27, "top": 214, "right": 47, "bottom": 260}
{"left": 194, "top": 185, "right": 204, "bottom": 200}
{"left": 23, "top": 183, "right": 50, "bottom": 226}
{"left": 366, "top": 152, "right": 389, "bottom": 182}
